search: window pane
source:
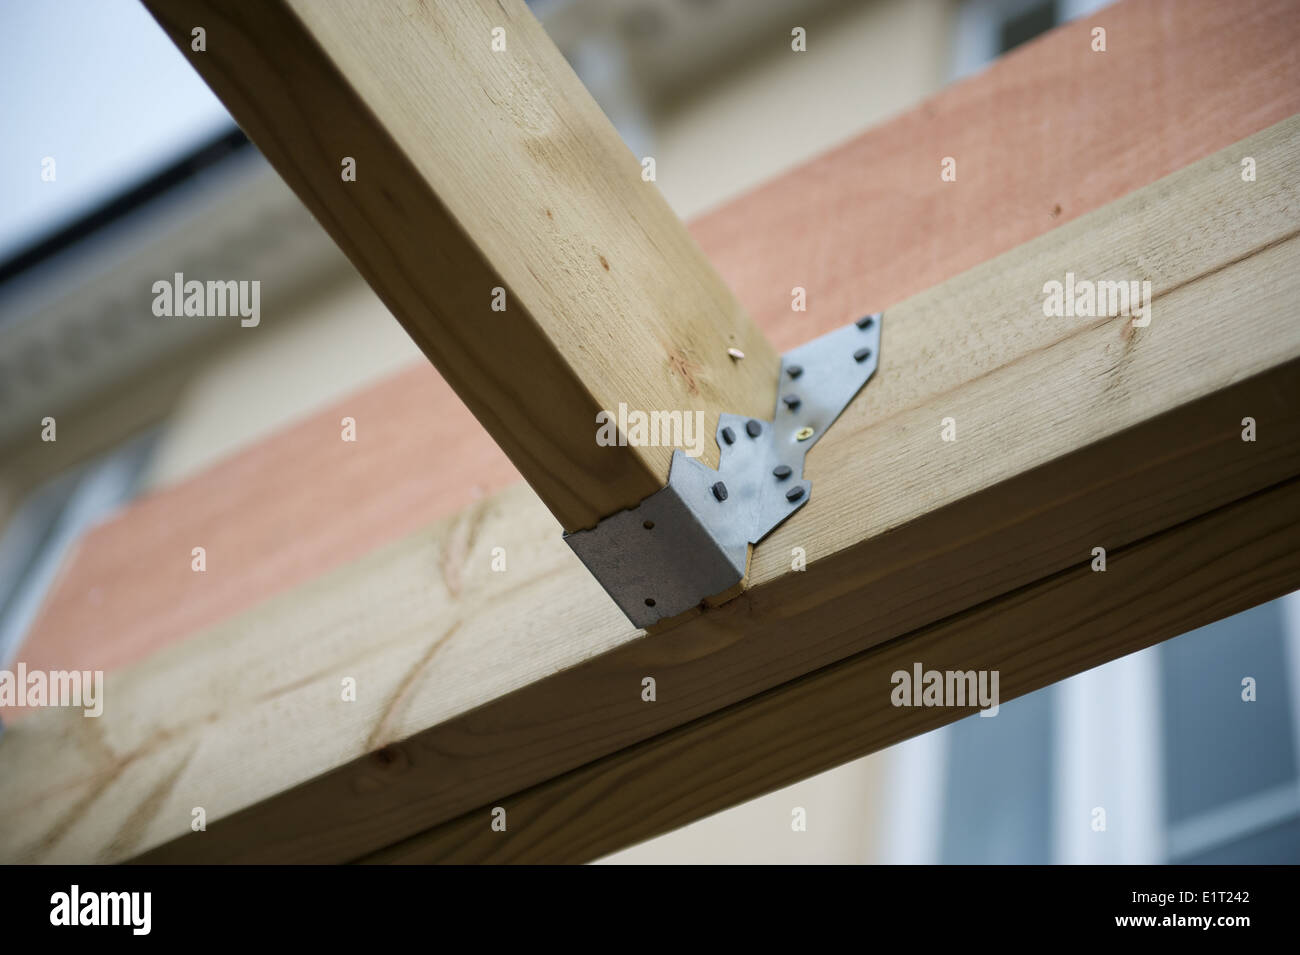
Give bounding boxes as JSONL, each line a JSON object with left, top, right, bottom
{"left": 1160, "top": 602, "right": 1297, "bottom": 825}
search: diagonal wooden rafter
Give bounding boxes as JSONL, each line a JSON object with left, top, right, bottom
{"left": 141, "top": 0, "right": 779, "bottom": 534}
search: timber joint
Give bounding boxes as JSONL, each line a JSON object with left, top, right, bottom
{"left": 565, "top": 315, "right": 883, "bottom": 628}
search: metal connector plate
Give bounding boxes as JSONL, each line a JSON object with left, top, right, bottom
{"left": 565, "top": 314, "right": 881, "bottom": 628}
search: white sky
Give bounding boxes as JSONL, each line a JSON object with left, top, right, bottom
{"left": 0, "top": 0, "right": 234, "bottom": 262}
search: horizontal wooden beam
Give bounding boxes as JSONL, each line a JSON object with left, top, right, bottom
{"left": 363, "top": 475, "right": 1300, "bottom": 862}
{"left": 4, "top": 113, "right": 1297, "bottom": 863}
{"left": 142, "top": 0, "right": 778, "bottom": 532}
{"left": 693, "top": 0, "right": 1300, "bottom": 353}
{"left": 18, "top": 0, "right": 1299, "bottom": 684}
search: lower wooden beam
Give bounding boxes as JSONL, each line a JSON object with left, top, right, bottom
{"left": 2, "top": 117, "right": 1295, "bottom": 864}
{"left": 361, "top": 475, "right": 1300, "bottom": 862}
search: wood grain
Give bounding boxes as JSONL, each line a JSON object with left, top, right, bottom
{"left": 362, "top": 475, "right": 1300, "bottom": 863}
{"left": 693, "top": 0, "right": 1300, "bottom": 353}
{"left": 141, "top": 0, "right": 779, "bottom": 532}
{"left": 17, "top": 0, "right": 1299, "bottom": 684}
{"left": 4, "top": 116, "right": 1298, "bottom": 862}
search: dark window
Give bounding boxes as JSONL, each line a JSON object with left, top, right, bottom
{"left": 998, "top": 1, "right": 1059, "bottom": 55}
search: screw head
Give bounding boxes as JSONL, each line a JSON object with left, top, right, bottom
{"left": 795, "top": 426, "right": 815, "bottom": 441}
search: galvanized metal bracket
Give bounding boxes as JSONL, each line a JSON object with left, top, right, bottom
{"left": 565, "top": 313, "right": 882, "bottom": 628}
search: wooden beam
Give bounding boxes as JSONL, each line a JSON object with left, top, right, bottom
{"left": 4, "top": 115, "right": 1297, "bottom": 863}
{"left": 693, "top": 0, "right": 1300, "bottom": 353}
{"left": 362, "top": 475, "right": 1300, "bottom": 862}
{"left": 18, "top": 0, "right": 1299, "bottom": 682}
{"left": 141, "top": 0, "right": 778, "bottom": 532}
